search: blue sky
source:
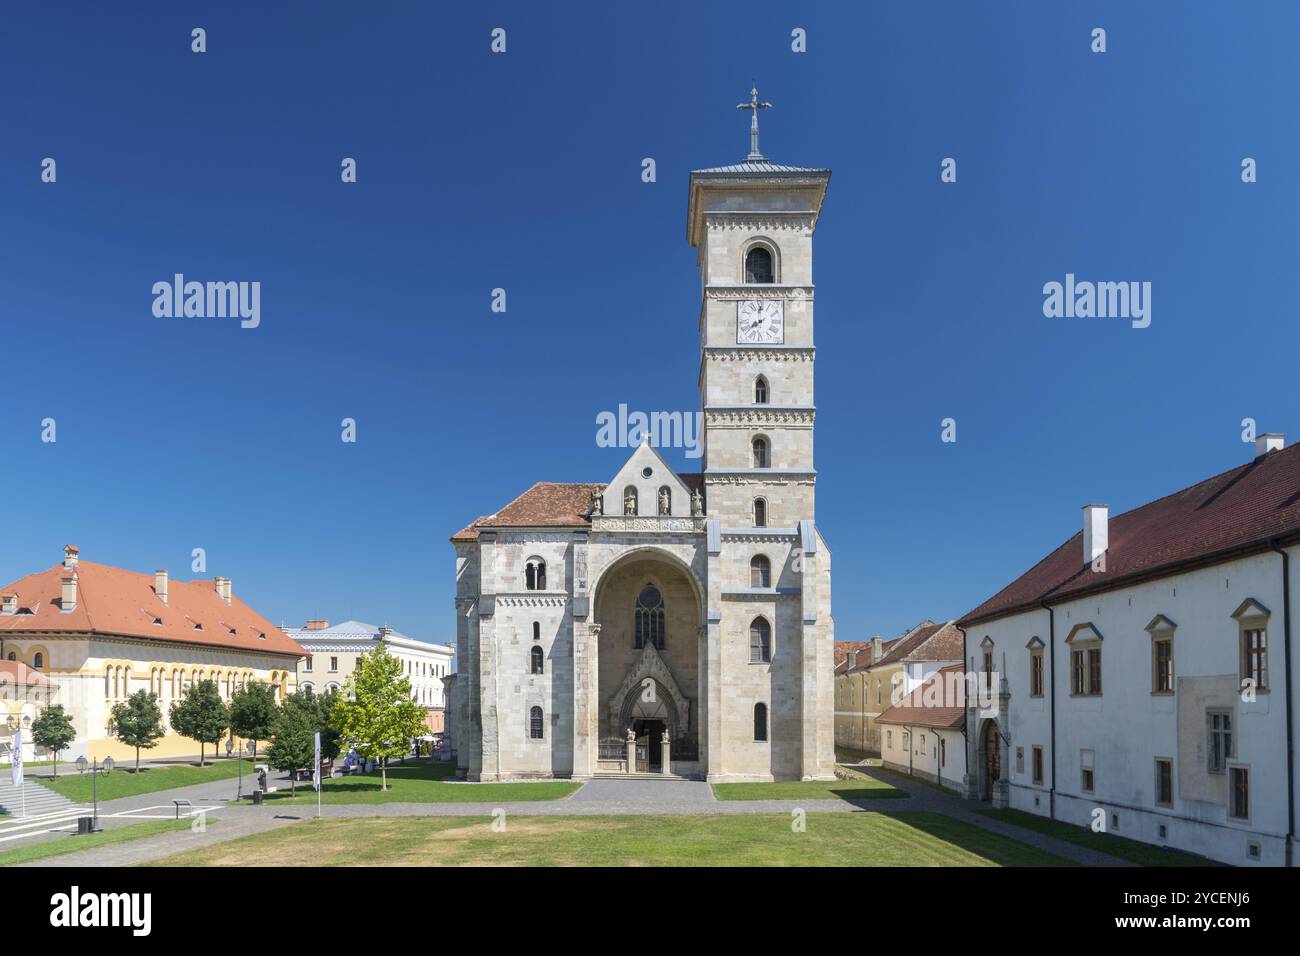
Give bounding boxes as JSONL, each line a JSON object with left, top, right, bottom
{"left": 1, "top": 2, "right": 1297, "bottom": 651}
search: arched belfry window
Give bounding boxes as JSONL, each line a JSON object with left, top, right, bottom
{"left": 634, "top": 585, "right": 666, "bottom": 650}
{"left": 752, "top": 437, "right": 769, "bottom": 468}
{"left": 753, "top": 498, "right": 767, "bottom": 528}
{"left": 33, "top": 652, "right": 44, "bottom": 670}
{"left": 525, "top": 558, "right": 547, "bottom": 591}
{"left": 750, "top": 555, "right": 771, "bottom": 588}
{"left": 750, "top": 617, "right": 772, "bottom": 663}
{"left": 754, "top": 376, "right": 769, "bottom": 404}
{"left": 530, "top": 645, "right": 544, "bottom": 675}
{"left": 745, "top": 246, "right": 774, "bottom": 284}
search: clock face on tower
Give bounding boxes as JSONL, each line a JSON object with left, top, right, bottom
{"left": 736, "top": 299, "right": 784, "bottom": 344}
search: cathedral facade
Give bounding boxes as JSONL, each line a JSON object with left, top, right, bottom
{"left": 449, "top": 108, "right": 836, "bottom": 782}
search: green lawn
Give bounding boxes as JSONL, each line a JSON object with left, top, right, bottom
{"left": 148, "top": 811, "right": 1074, "bottom": 867}
{"left": 0, "top": 819, "right": 197, "bottom": 867}
{"left": 260, "top": 760, "right": 581, "bottom": 805}
{"left": 979, "top": 809, "right": 1222, "bottom": 867}
{"left": 712, "top": 776, "right": 906, "bottom": 801}
{"left": 36, "top": 759, "right": 248, "bottom": 803}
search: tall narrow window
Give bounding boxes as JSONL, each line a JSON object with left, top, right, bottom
{"left": 33, "top": 652, "right": 43, "bottom": 670}
{"left": 634, "top": 585, "right": 665, "bottom": 650}
{"left": 754, "top": 376, "right": 769, "bottom": 404}
{"left": 745, "top": 246, "right": 774, "bottom": 284}
{"left": 532, "top": 621, "right": 540, "bottom": 641}
{"left": 1208, "top": 711, "right": 1232, "bottom": 773}
{"left": 1029, "top": 649, "right": 1044, "bottom": 697}
{"left": 1032, "top": 746, "right": 1044, "bottom": 785}
{"left": 1155, "top": 758, "right": 1173, "bottom": 807}
{"left": 753, "top": 498, "right": 767, "bottom": 528}
{"left": 530, "top": 646, "right": 544, "bottom": 675}
{"left": 753, "top": 702, "right": 768, "bottom": 741}
{"left": 750, "top": 554, "right": 771, "bottom": 588}
{"left": 752, "top": 437, "right": 769, "bottom": 468}
{"left": 1229, "top": 767, "right": 1249, "bottom": 820}
{"left": 1153, "top": 635, "right": 1174, "bottom": 693}
{"left": 1242, "top": 628, "right": 1268, "bottom": 690}
{"left": 529, "top": 706, "right": 544, "bottom": 739}
{"left": 749, "top": 617, "right": 772, "bottom": 663}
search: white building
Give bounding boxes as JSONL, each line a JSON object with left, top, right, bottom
{"left": 878, "top": 663, "right": 966, "bottom": 791}
{"left": 958, "top": 434, "right": 1299, "bottom": 866}
{"left": 285, "top": 620, "right": 454, "bottom": 731}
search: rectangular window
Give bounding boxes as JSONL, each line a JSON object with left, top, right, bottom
{"left": 1241, "top": 628, "right": 1268, "bottom": 691}
{"left": 1071, "top": 646, "right": 1102, "bottom": 696}
{"left": 886, "top": 730, "right": 892, "bottom": 748}
{"left": 1081, "top": 768, "right": 1094, "bottom": 792}
{"left": 1071, "top": 649, "right": 1085, "bottom": 695}
{"left": 1080, "top": 749, "right": 1095, "bottom": 793}
{"left": 1229, "top": 767, "right": 1249, "bottom": 820}
{"left": 1087, "top": 647, "right": 1102, "bottom": 695}
{"left": 304, "top": 656, "right": 313, "bottom": 672}
{"left": 1155, "top": 758, "right": 1173, "bottom": 807}
{"left": 1208, "top": 711, "right": 1233, "bottom": 773}
{"left": 1029, "top": 652, "right": 1043, "bottom": 698}
{"left": 1015, "top": 746, "right": 1024, "bottom": 774}
{"left": 329, "top": 656, "right": 338, "bottom": 672}
{"left": 1153, "top": 637, "right": 1174, "bottom": 693}
{"left": 1032, "top": 746, "right": 1044, "bottom": 785}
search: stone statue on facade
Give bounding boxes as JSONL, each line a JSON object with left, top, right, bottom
{"left": 658, "top": 488, "right": 670, "bottom": 515}
{"left": 691, "top": 487, "right": 704, "bottom": 516}
{"left": 590, "top": 487, "right": 603, "bottom": 516}
{"left": 624, "top": 491, "right": 637, "bottom": 516}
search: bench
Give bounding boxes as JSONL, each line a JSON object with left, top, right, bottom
{"left": 173, "top": 799, "right": 193, "bottom": 819}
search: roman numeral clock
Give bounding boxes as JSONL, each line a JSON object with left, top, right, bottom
{"left": 736, "top": 298, "right": 784, "bottom": 344}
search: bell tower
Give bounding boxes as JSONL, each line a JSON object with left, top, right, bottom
{"left": 686, "top": 88, "right": 831, "bottom": 529}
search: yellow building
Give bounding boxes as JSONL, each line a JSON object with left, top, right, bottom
{"left": 0, "top": 545, "right": 305, "bottom": 761}
{"left": 834, "top": 620, "right": 964, "bottom": 757}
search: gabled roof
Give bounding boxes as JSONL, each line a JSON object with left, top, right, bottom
{"left": 961, "top": 442, "right": 1300, "bottom": 626}
{"left": 0, "top": 560, "right": 306, "bottom": 658}
{"left": 451, "top": 475, "right": 706, "bottom": 542}
{"left": 876, "top": 664, "right": 966, "bottom": 729}
{"left": 833, "top": 640, "right": 871, "bottom": 670}
{"left": 849, "top": 620, "right": 963, "bottom": 672}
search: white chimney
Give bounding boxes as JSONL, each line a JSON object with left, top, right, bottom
{"left": 60, "top": 574, "right": 77, "bottom": 612}
{"left": 1, "top": 593, "right": 16, "bottom": 615}
{"left": 63, "top": 544, "right": 79, "bottom": 568}
{"left": 1255, "top": 433, "right": 1285, "bottom": 459}
{"left": 1083, "top": 504, "right": 1108, "bottom": 567}
{"left": 155, "top": 570, "right": 169, "bottom": 605}
{"left": 215, "top": 577, "right": 232, "bottom": 604}
{"left": 871, "top": 636, "right": 883, "bottom": 663}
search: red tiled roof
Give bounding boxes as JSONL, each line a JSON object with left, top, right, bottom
{"left": 834, "top": 641, "right": 871, "bottom": 668}
{"left": 0, "top": 560, "right": 306, "bottom": 658}
{"left": 877, "top": 664, "right": 966, "bottom": 729}
{"left": 961, "top": 443, "right": 1300, "bottom": 626}
{"left": 452, "top": 475, "right": 707, "bottom": 542}
{"left": 846, "top": 621, "right": 962, "bottom": 672}
{"left": 0, "top": 660, "right": 51, "bottom": 687}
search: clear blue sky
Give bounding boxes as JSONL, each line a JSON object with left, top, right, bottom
{"left": 2, "top": 2, "right": 1296, "bottom": 651}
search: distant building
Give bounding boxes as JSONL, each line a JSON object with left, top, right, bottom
{"left": 959, "top": 435, "right": 1299, "bottom": 867}
{"left": 284, "top": 620, "right": 454, "bottom": 731}
{"left": 0, "top": 545, "right": 305, "bottom": 761}
{"left": 878, "top": 663, "right": 966, "bottom": 790}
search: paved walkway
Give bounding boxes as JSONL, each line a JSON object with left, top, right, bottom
{"left": 13, "top": 767, "right": 1134, "bottom": 868}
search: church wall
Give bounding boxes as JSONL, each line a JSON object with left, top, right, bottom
{"left": 706, "top": 424, "right": 814, "bottom": 472}
{"left": 702, "top": 352, "right": 814, "bottom": 408}
{"left": 705, "top": 480, "right": 816, "bottom": 527}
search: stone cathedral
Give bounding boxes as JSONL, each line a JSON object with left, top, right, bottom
{"left": 449, "top": 91, "right": 835, "bottom": 782}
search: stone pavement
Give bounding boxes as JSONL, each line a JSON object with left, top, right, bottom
{"left": 14, "top": 767, "right": 1135, "bottom": 867}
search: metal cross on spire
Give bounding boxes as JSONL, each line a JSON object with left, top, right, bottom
{"left": 736, "top": 84, "right": 772, "bottom": 161}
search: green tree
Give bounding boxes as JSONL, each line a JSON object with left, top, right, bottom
{"left": 283, "top": 687, "right": 341, "bottom": 761}
{"left": 31, "top": 704, "right": 76, "bottom": 779}
{"left": 330, "top": 648, "right": 428, "bottom": 790}
{"left": 229, "top": 682, "right": 279, "bottom": 762}
{"left": 266, "top": 705, "right": 316, "bottom": 796}
{"left": 168, "top": 680, "right": 228, "bottom": 767}
{"left": 110, "top": 691, "right": 166, "bottom": 771}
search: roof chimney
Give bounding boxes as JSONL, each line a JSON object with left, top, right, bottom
{"left": 1255, "top": 433, "right": 1285, "bottom": 459}
{"left": 1083, "top": 504, "right": 1108, "bottom": 568}
{"left": 1, "top": 593, "right": 17, "bottom": 615}
{"left": 871, "top": 636, "right": 883, "bottom": 663}
{"left": 154, "top": 570, "right": 169, "bottom": 605}
{"left": 60, "top": 574, "right": 77, "bottom": 612}
{"left": 378, "top": 626, "right": 394, "bottom": 640}
{"left": 63, "top": 544, "right": 79, "bottom": 568}
{"left": 215, "top": 577, "right": 232, "bottom": 604}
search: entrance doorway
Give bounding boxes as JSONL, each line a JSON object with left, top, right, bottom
{"left": 981, "top": 720, "right": 1000, "bottom": 801}
{"left": 633, "top": 718, "right": 666, "bottom": 771}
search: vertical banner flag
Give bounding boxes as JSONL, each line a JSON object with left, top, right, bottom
{"left": 11, "top": 730, "right": 23, "bottom": 787}
{"left": 312, "top": 731, "right": 321, "bottom": 792}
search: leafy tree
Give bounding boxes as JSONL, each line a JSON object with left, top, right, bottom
{"left": 283, "top": 687, "right": 342, "bottom": 761}
{"left": 168, "top": 680, "right": 228, "bottom": 767}
{"left": 229, "top": 682, "right": 279, "bottom": 762}
{"left": 110, "top": 691, "right": 166, "bottom": 771}
{"left": 330, "top": 648, "right": 428, "bottom": 790}
{"left": 267, "top": 704, "right": 316, "bottom": 796}
{"left": 31, "top": 705, "right": 76, "bottom": 779}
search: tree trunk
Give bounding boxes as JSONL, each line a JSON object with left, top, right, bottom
{"left": 52, "top": 754, "right": 58, "bottom": 780}
{"left": 135, "top": 746, "right": 141, "bottom": 772}
{"left": 381, "top": 763, "right": 388, "bottom": 791}
{"left": 199, "top": 742, "right": 205, "bottom": 767}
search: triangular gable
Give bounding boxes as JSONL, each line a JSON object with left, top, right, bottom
{"left": 1145, "top": 614, "right": 1177, "bottom": 633}
{"left": 1231, "top": 598, "right": 1270, "bottom": 621}
{"left": 1065, "top": 622, "right": 1103, "bottom": 644}
{"left": 603, "top": 439, "right": 694, "bottom": 518}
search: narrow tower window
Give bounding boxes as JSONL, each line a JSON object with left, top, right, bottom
{"left": 754, "top": 376, "right": 769, "bottom": 404}
{"left": 752, "top": 437, "right": 769, "bottom": 468}
{"left": 745, "top": 247, "right": 774, "bottom": 284}
{"left": 753, "top": 498, "right": 767, "bottom": 527}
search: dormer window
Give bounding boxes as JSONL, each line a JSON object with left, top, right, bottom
{"left": 745, "top": 246, "right": 774, "bottom": 284}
